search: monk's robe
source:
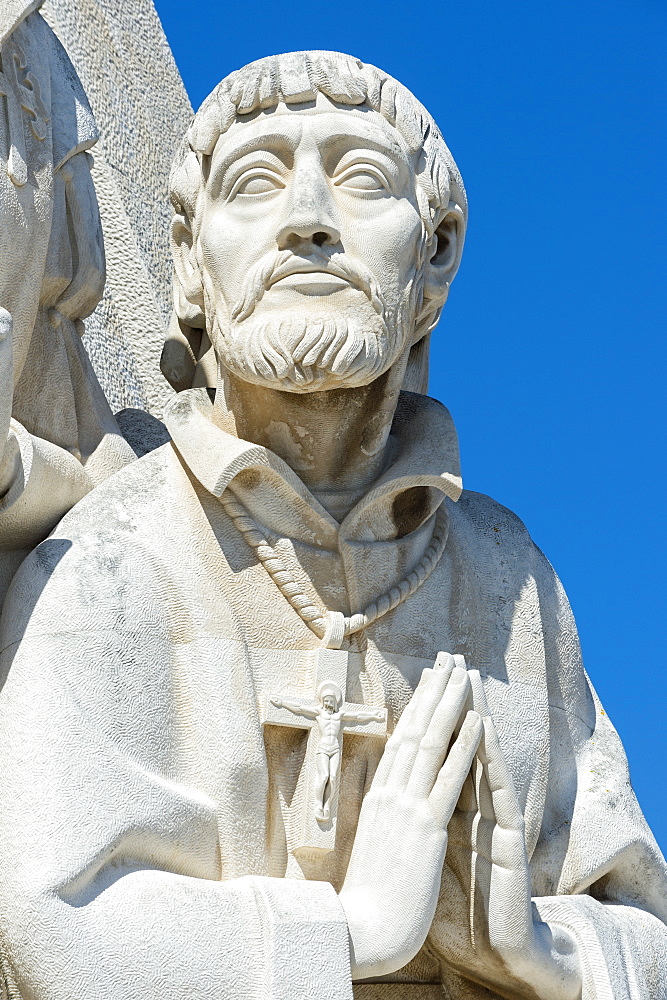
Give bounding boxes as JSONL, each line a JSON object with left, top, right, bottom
{"left": 0, "top": 388, "right": 664, "bottom": 999}
{"left": 0, "top": 6, "right": 134, "bottom": 604}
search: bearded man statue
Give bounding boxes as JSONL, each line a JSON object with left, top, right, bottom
{"left": 0, "top": 51, "right": 664, "bottom": 1000}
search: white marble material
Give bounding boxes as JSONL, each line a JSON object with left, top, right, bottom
{"left": 0, "top": 7, "right": 133, "bottom": 603}
{"left": 0, "top": 48, "right": 665, "bottom": 1000}
{"left": 265, "top": 647, "right": 387, "bottom": 847}
{"left": 42, "top": 0, "right": 191, "bottom": 416}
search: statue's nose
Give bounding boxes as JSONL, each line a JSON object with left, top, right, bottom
{"left": 276, "top": 173, "right": 341, "bottom": 250}
{"left": 278, "top": 226, "right": 338, "bottom": 250}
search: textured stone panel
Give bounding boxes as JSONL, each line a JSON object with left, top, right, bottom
{"left": 42, "top": 0, "right": 192, "bottom": 415}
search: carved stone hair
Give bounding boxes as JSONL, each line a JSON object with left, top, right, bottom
{"left": 164, "top": 50, "right": 468, "bottom": 394}
{"left": 317, "top": 681, "right": 343, "bottom": 710}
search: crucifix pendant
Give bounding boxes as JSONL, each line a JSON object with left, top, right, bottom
{"left": 263, "top": 647, "right": 387, "bottom": 857}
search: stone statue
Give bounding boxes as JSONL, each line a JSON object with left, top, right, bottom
{"left": 41, "top": 0, "right": 193, "bottom": 417}
{"left": 0, "top": 5, "right": 133, "bottom": 602}
{"left": 0, "top": 50, "right": 665, "bottom": 1000}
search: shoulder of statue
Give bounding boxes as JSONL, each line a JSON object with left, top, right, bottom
{"left": 446, "top": 488, "right": 557, "bottom": 601}
{"left": 0, "top": 442, "right": 195, "bottom": 655}
{"left": 451, "top": 488, "right": 535, "bottom": 548}
{"left": 8, "top": 442, "right": 180, "bottom": 584}
{"left": 57, "top": 441, "right": 178, "bottom": 526}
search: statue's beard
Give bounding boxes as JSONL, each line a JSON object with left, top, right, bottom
{"left": 210, "top": 249, "right": 417, "bottom": 392}
{"left": 214, "top": 309, "right": 394, "bottom": 392}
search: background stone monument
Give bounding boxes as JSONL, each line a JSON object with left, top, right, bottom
{"left": 42, "top": 0, "right": 191, "bottom": 415}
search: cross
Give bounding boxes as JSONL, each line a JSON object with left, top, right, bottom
{"left": 263, "top": 647, "right": 387, "bottom": 856}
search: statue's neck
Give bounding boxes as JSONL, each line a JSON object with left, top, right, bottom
{"left": 214, "top": 360, "right": 407, "bottom": 521}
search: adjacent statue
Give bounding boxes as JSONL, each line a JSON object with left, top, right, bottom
{"left": 0, "top": 5, "right": 134, "bottom": 601}
{"left": 0, "top": 51, "right": 664, "bottom": 999}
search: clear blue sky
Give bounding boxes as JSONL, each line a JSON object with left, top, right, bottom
{"left": 154, "top": 0, "right": 667, "bottom": 850}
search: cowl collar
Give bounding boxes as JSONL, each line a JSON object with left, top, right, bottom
{"left": 165, "top": 388, "right": 462, "bottom": 548}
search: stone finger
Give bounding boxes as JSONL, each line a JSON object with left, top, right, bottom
{"left": 468, "top": 669, "right": 491, "bottom": 719}
{"left": 478, "top": 716, "right": 524, "bottom": 832}
{"left": 372, "top": 666, "right": 436, "bottom": 785}
{"left": 387, "top": 665, "right": 458, "bottom": 789}
{"left": 434, "top": 651, "right": 456, "bottom": 673}
{"left": 430, "top": 710, "right": 482, "bottom": 824}
{"left": 406, "top": 667, "right": 471, "bottom": 799}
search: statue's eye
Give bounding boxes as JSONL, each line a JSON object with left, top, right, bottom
{"left": 335, "top": 167, "right": 388, "bottom": 192}
{"left": 232, "top": 171, "right": 284, "bottom": 197}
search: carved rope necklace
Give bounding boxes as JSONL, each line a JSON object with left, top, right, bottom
{"left": 219, "top": 490, "right": 449, "bottom": 648}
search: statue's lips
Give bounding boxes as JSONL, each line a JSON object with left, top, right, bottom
{"left": 268, "top": 264, "right": 353, "bottom": 295}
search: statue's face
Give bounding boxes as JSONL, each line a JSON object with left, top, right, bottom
{"left": 323, "top": 695, "right": 337, "bottom": 713}
{"left": 198, "top": 95, "right": 425, "bottom": 392}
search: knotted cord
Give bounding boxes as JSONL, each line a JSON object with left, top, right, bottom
{"left": 220, "top": 490, "right": 449, "bottom": 645}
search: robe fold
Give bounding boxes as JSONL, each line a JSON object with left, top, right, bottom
{"left": 0, "top": 7, "right": 134, "bottom": 603}
{"left": 0, "top": 388, "right": 664, "bottom": 999}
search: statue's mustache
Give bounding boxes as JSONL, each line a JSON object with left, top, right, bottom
{"left": 230, "top": 249, "right": 386, "bottom": 323}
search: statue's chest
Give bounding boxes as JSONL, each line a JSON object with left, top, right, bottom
{"left": 248, "top": 644, "right": 425, "bottom": 888}
{"left": 242, "top": 640, "right": 549, "bottom": 888}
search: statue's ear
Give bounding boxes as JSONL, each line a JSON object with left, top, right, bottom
{"left": 422, "top": 202, "right": 466, "bottom": 307}
{"left": 171, "top": 209, "right": 206, "bottom": 328}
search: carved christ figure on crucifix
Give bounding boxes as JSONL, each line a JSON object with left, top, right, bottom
{"left": 271, "top": 681, "right": 384, "bottom": 821}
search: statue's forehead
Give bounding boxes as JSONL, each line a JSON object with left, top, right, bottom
{"left": 213, "top": 95, "right": 409, "bottom": 162}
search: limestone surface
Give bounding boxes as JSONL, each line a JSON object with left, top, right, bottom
{"left": 0, "top": 6, "right": 133, "bottom": 603}
{"left": 42, "top": 0, "right": 191, "bottom": 415}
{"left": 0, "top": 42, "right": 665, "bottom": 1000}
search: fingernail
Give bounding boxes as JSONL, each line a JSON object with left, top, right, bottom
{"left": 434, "top": 652, "right": 453, "bottom": 671}
{"left": 465, "top": 710, "right": 480, "bottom": 727}
{"left": 451, "top": 665, "right": 467, "bottom": 683}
